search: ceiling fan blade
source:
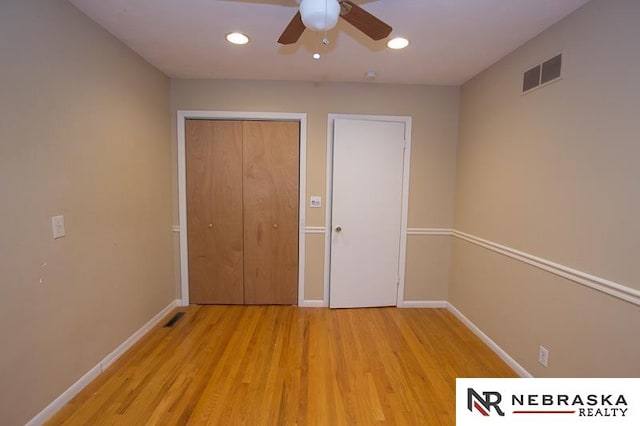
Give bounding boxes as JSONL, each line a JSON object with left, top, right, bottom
{"left": 339, "top": 0, "right": 392, "bottom": 41}
{"left": 278, "top": 11, "right": 306, "bottom": 44}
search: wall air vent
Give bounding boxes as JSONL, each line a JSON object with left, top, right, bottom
{"left": 522, "top": 53, "right": 563, "bottom": 94}
{"left": 523, "top": 65, "right": 541, "bottom": 92}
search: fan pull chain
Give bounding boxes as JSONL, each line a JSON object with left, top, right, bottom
{"left": 313, "top": 32, "right": 321, "bottom": 60}
{"left": 323, "top": 0, "right": 330, "bottom": 45}
{"left": 313, "top": 0, "right": 329, "bottom": 60}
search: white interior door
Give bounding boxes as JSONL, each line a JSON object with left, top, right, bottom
{"left": 329, "top": 118, "right": 406, "bottom": 308}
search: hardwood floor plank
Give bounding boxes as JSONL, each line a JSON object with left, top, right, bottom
{"left": 47, "top": 306, "right": 517, "bottom": 425}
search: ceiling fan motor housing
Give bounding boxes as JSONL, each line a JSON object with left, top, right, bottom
{"left": 299, "top": 0, "right": 340, "bottom": 32}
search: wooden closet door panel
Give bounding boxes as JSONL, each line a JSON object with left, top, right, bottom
{"left": 243, "top": 121, "right": 299, "bottom": 305}
{"left": 186, "top": 120, "right": 244, "bottom": 304}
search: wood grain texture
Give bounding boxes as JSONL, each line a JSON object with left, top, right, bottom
{"left": 340, "top": 1, "right": 392, "bottom": 41}
{"left": 277, "top": 11, "right": 305, "bottom": 45}
{"left": 242, "top": 121, "right": 299, "bottom": 305}
{"left": 186, "top": 120, "right": 244, "bottom": 304}
{"left": 46, "top": 306, "right": 517, "bottom": 425}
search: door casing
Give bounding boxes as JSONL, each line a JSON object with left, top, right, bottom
{"left": 177, "top": 111, "right": 308, "bottom": 306}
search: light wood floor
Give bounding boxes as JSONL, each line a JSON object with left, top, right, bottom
{"left": 47, "top": 306, "right": 516, "bottom": 425}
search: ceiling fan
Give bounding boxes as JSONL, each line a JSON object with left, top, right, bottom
{"left": 278, "top": 0, "right": 392, "bottom": 45}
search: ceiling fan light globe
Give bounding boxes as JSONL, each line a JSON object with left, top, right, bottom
{"left": 300, "top": 0, "right": 340, "bottom": 32}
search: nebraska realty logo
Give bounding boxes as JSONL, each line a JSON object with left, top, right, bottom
{"left": 456, "top": 378, "right": 640, "bottom": 425}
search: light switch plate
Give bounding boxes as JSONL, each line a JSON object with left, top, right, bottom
{"left": 310, "top": 196, "right": 322, "bottom": 208}
{"left": 52, "top": 215, "right": 65, "bottom": 239}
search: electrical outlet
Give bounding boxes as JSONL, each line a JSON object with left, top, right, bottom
{"left": 51, "top": 215, "right": 65, "bottom": 239}
{"left": 538, "top": 345, "right": 549, "bottom": 367}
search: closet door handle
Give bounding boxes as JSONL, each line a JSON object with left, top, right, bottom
{"left": 335, "top": 226, "right": 342, "bottom": 233}
{"left": 273, "top": 224, "right": 279, "bottom": 229}
{"left": 208, "top": 223, "right": 213, "bottom": 229}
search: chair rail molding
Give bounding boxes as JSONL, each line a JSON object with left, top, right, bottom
{"left": 401, "top": 227, "right": 638, "bottom": 306}
{"left": 452, "top": 229, "right": 640, "bottom": 306}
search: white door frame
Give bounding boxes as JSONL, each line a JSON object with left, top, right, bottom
{"left": 176, "top": 111, "right": 307, "bottom": 306}
{"left": 325, "top": 114, "right": 412, "bottom": 307}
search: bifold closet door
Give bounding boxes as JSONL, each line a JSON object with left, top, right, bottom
{"left": 243, "top": 121, "right": 299, "bottom": 305}
{"left": 186, "top": 120, "right": 244, "bottom": 304}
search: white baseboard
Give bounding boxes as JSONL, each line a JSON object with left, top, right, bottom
{"left": 26, "top": 364, "right": 102, "bottom": 426}
{"left": 100, "top": 300, "right": 179, "bottom": 371}
{"left": 447, "top": 303, "right": 532, "bottom": 378}
{"left": 27, "top": 299, "right": 181, "bottom": 426}
{"left": 298, "top": 299, "right": 328, "bottom": 307}
{"left": 397, "top": 300, "right": 448, "bottom": 308}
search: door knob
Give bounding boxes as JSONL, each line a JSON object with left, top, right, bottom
{"left": 208, "top": 223, "right": 213, "bottom": 229}
{"left": 335, "top": 226, "right": 342, "bottom": 232}
{"left": 273, "top": 224, "right": 278, "bottom": 229}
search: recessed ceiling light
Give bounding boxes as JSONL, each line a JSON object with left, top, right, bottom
{"left": 226, "top": 32, "right": 250, "bottom": 45}
{"left": 387, "top": 37, "right": 409, "bottom": 50}
{"left": 312, "top": 53, "right": 321, "bottom": 60}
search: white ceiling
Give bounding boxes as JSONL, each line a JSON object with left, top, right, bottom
{"left": 67, "top": 0, "right": 590, "bottom": 85}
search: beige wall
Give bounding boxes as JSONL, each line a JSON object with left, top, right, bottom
{"left": 0, "top": 1, "right": 175, "bottom": 424}
{"left": 452, "top": 0, "right": 640, "bottom": 376}
{"left": 6, "top": 3, "right": 636, "bottom": 424}
{"left": 170, "top": 80, "right": 460, "bottom": 301}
